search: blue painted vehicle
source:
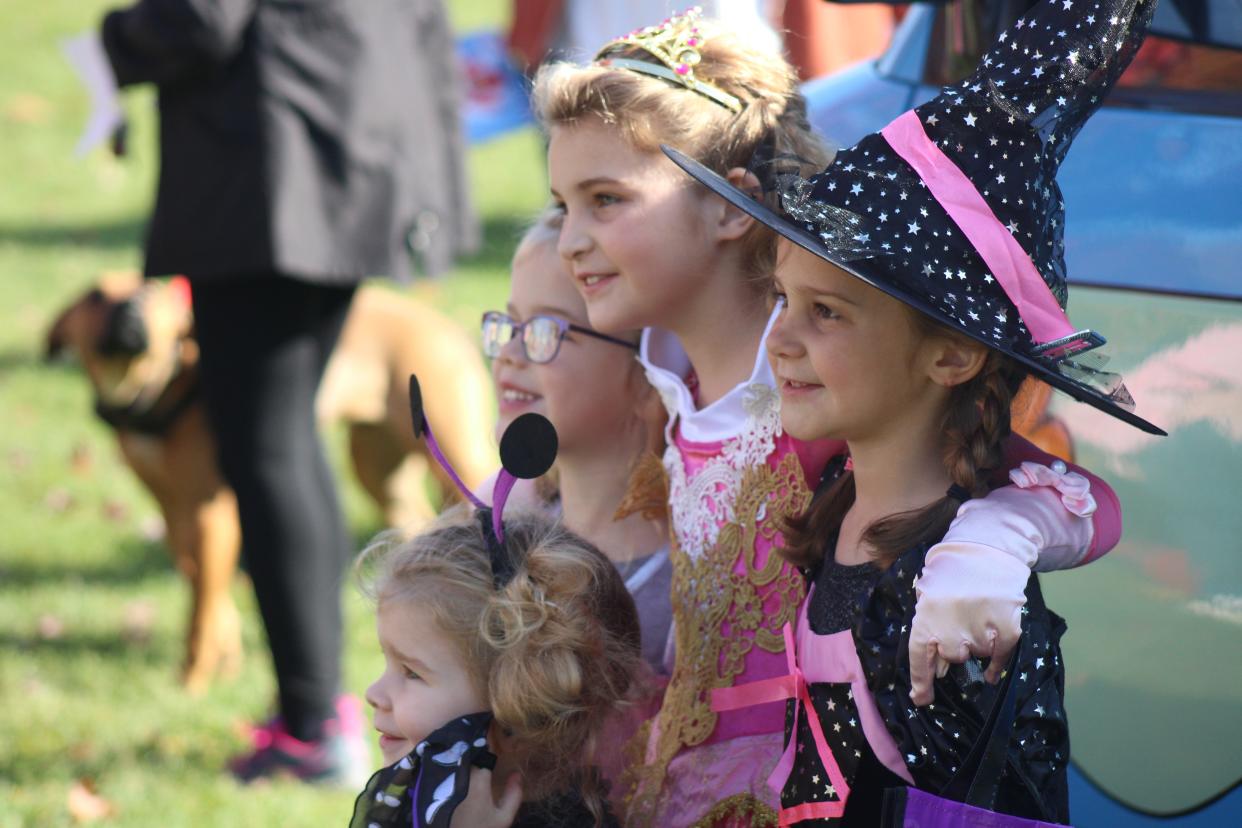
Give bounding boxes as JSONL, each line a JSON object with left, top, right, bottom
{"left": 805, "top": 2, "right": 1242, "bottom": 825}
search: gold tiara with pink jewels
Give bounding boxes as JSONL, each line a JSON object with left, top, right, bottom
{"left": 594, "top": 6, "right": 744, "bottom": 113}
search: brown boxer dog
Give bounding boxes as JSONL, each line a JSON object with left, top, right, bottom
{"left": 45, "top": 272, "right": 496, "bottom": 693}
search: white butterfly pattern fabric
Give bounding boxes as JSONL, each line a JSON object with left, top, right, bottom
{"left": 347, "top": 712, "right": 496, "bottom": 828}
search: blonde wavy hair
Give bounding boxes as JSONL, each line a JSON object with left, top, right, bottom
{"left": 532, "top": 16, "right": 832, "bottom": 284}
{"left": 357, "top": 506, "right": 642, "bottom": 822}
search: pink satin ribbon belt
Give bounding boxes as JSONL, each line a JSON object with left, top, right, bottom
{"left": 711, "top": 623, "right": 851, "bottom": 825}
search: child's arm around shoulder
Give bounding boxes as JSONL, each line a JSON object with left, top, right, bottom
{"left": 908, "top": 433, "right": 1122, "bottom": 704}
{"left": 1001, "top": 433, "right": 1122, "bottom": 567}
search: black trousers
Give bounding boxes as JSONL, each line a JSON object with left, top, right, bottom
{"left": 191, "top": 274, "right": 356, "bottom": 742}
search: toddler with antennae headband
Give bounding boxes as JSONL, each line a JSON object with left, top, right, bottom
{"left": 350, "top": 381, "right": 642, "bottom": 828}
{"left": 533, "top": 7, "right": 1129, "bottom": 826}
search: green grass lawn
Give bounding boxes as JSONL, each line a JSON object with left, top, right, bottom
{"left": 0, "top": 0, "right": 543, "bottom": 824}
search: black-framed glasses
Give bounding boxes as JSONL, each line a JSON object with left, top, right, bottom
{"left": 480, "top": 311, "right": 638, "bottom": 364}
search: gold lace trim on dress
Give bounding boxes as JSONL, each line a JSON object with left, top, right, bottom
{"left": 623, "top": 450, "right": 813, "bottom": 826}
{"left": 688, "top": 793, "right": 780, "bottom": 828}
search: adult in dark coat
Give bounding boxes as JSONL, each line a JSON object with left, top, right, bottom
{"left": 101, "top": 0, "right": 478, "bottom": 785}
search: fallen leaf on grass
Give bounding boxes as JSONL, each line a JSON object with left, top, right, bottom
{"left": 68, "top": 778, "right": 117, "bottom": 822}
{"left": 45, "top": 488, "right": 76, "bottom": 513}
{"left": 22, "top": 676, "right": 49, "bottom": 697}
{"left": 37, "top": 614, "right": 65, "bottom": 640}
{"left": 101, "top": 499, "right": 129, "bottom": 522}
{"left": 68, "top": 740, "right": 99, "bottom": 763}
{"left": 4, "top": 93, "right": 52, "bottom": 124}
{"left": 71, "top": 442, "right": 94, "bottom": 475}
{"left": 121, "top": 600, "right": 156, "bottom": 644}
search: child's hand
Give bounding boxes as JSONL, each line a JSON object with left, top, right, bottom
{"left": 908, "top": 473, "right": 1095, "bottom": 705}
{"left": 450, "top": 767, "right": 522, "bottom": 828}
{"left": 907, "top": 541, "right": 1028, "bottom": 705}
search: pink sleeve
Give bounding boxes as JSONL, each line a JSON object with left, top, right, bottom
{"left": 999, "top": 434, "right": 1122, "bottom": 566}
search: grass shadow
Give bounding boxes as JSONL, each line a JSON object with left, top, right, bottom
{"left": 0, "top": 537, "right": 172, "bottom": 589}
{"left": 0, "top": 216, "right": 146, "bottom": 250}
{"left": 0, "top": 347, "right": 45, "bottom": 374}
{"left": 0, "top": 627, "right": 177, "bottom": 662}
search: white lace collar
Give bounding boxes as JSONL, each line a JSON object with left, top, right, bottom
{"left": 639, "top": 307, "right": 780, "bottom": 444}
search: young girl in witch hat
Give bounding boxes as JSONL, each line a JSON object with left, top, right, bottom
{"left": 664, "top": 0, "right": 1163, "bottom": 822}
{"left": 351, "top": 383, "right": 643, "bottom": 828}
{"left": 533, "top": 8, "right": 1129, "bottom": 826}
{"left": 482, "top": 209, "right": 674, "bottom": 676}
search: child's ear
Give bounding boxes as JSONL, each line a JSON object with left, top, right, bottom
{"left": 486, "top": 718, "right": 513, "bottom": 754}
{"left": 711, "top": 167, "right": 760, "bottom": 241}
{"left": 926, "top": 335, "right": 989, "bottom": 388}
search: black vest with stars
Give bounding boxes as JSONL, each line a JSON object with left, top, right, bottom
{"left": 779, "top": 541, "right": 1070, "bottom": 825}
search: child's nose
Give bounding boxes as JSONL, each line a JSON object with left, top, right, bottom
{"left": 364, "top": 677, "right": 386, "bottom": 711}
{"left": 556, "top": 212, "right": 591, "bottom": 262}
{"left": 495, "top": 328, "right": 529, "bottom": 366}
{"left": 766, "top": 308, "right": 804, "bottom": 360}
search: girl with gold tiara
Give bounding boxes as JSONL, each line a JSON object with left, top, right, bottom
{"left": 533, "top": 9, "right": 1126, "bottom": 826}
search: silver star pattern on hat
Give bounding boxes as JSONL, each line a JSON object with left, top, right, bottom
{"left": 780, "top": 0, "right": 1158, "bottom": 350}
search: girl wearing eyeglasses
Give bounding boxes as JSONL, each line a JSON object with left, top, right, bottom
{"left": 481, "top": 209, "right": 674, "bottom": 679}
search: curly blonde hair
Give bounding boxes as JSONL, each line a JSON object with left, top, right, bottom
{"left": 357, "top": 506, "right": 642, "bottom": 822}
{"left": 531, "top": 16, "right": 832, "bottom": 284}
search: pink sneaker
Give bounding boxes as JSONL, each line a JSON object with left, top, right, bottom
{"left": 230, "top": 695, "right": 370, "bottom": 788}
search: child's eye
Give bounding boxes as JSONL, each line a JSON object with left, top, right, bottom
{"left": 402, "top": 666, "right": 422, "bottom": 681}
{"left": 593, "top": 192, "right": 620, "bottom": 208}
{"left": 551, "top": 200, "right": 567, "bottom": 215}
{"left": 813, "top": 302, "right": 837, "bottom": 321}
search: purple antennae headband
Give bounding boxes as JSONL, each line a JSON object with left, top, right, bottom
{"left": 407, "top": 375, "right": 558, "bottom": 586}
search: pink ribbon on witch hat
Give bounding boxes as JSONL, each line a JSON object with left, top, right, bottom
{"left": 880, "top": 109, "right": 1077, "bottom": 349}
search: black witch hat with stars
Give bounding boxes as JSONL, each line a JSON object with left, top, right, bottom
{"left": 665, "top": 0, "right": 1165, "bottom": 435}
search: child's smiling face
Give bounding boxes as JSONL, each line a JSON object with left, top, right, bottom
{"left": 766, "top": 241, "right": 950, "bottom": 443}
{"left": 548, "top": 117, "right": 724, "bottom": 335}
{"left": 365, "top": 600, "right": 487, "bottom": 767}
{"left": 490, "top": 237, "right": 643, "bottom": 452}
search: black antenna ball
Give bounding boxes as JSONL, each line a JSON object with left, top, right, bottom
{"left": 499, "top": 413, "right": 558, "bottom": 480}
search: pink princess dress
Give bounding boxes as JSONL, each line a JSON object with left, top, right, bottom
{"left": 623, "top": 311, "right": 839, "bottom": 827}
